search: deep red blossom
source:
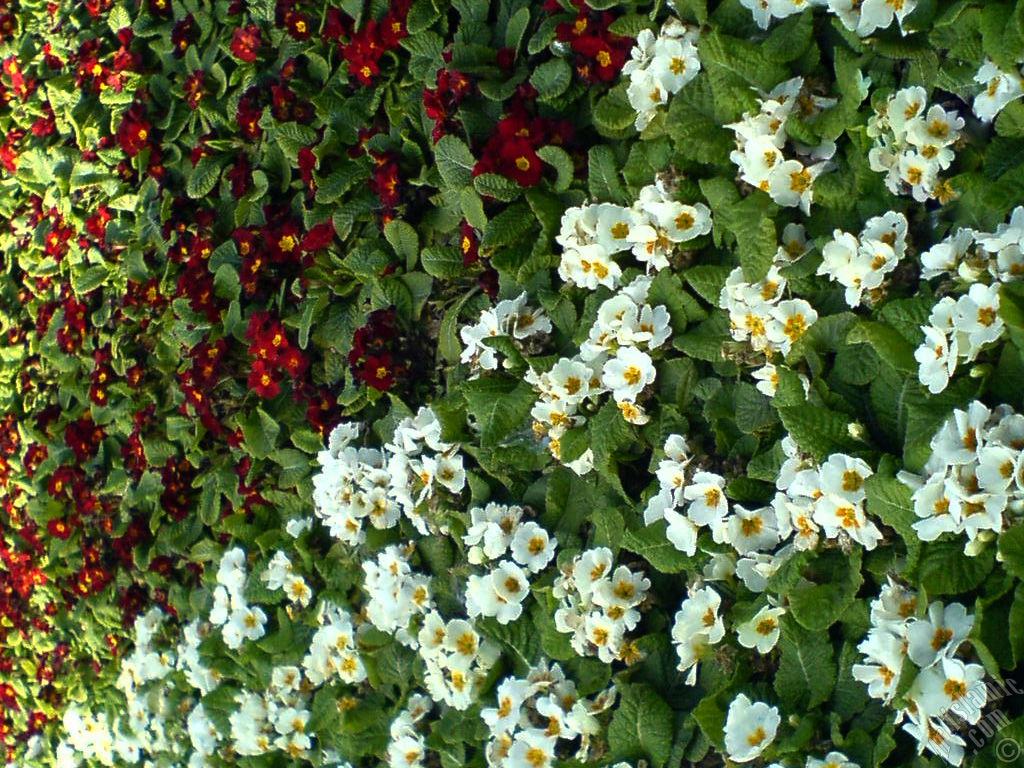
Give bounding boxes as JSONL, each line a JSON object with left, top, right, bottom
{"left": 171, "top": 14, "right": 199, "bottom": 57}
{"left": 116, "top": 112, "right": 150, "bottom": 157}
{"left": 460, "top": 221, "right": 479, "bottom": 266}
{"left": 230, "top": 25, "right": 262, "bottom": 62}
{"left": 300, "top": 221, "right": 334, "bottom": 253}
{"left": 46, "top": 519, "right": 71, "bottom": 541}
{"left": 286, "top": 12, "right": 311, "bottom": 40}
{"left": 358, "top": 353, "right": 394, "bottom": 391}
{"left": 226, "top": 154, "right": 253, "bottom": 199}
{"left": 248, "top": 360, "right": 281, "bottom": 399}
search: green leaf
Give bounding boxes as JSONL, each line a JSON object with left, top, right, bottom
{"left": 530, "top": 58, "right": 571, "bottom": 101}
{"left": 536, "top": 145, "right": 574, "bottom": 192}
{"left": 240, "top": 408, "right": 281, "bottom": 459}
{"left": 777, "top": 406, "right": 861, "bottom": 462}
{"left": 383, "top": 221, "right": 419, "bottom": 267}
{"left": 684, "top": 265, "right": 732, "bottom": 306}
{"left": 315, "top": 162, "right": 368, "bottom": 204}
{"left": 482, "top": 203, "right": 535, "bottom": 248}
{"left": 462, "top": 378, "right": 536, "bottom": 447}
{"left": 621, "top": 521, "right": 695, "bottom": 573}
{"left": 608, "top": 684, "right": 673, "bottom": 768}
{"left": 71, "top": 264, "right": 110, "bottom": 295}
{"left": 505, "top": 7, "right": 531, "bottom": 51}
{"left": 473, "top": 173, "right": 524, "bottom": 202}
{"left": 863, "top": 465, "right": 922, "bottom": 574}
{"left": 998, "top": 524, "right": 1024, "bottom": 580}
{"left": 788, "top": 549, "right": 864, "bottom": 631}
{"left": 435, "top": 135, "right": 476, "bottom": 189}
{"left": 738, "top": 217, "right": 776, "bottom": 282}
{"left": 919, "top": 540, "right": 994, "bottom": 596}
{"left": 847, "top": 320, "right": 917, "bottom": 373}
{"left": 734, "top": 382, "right": 778, "bottom": 433}
{"left": 421, "top": 246, "right": 465, "bottom": 278}
{"left": 774, "top": 616, "right": 836, "bottom": 709}
{"left": 542, "top": 467, "right": 598, "bottom": 535}
{"left": 187, "top": 155, "right": 222, "bottom": 199}
{"left": 588, "top": 145, "right": 626, "bottom": 204}
{"left": 593, "top": 84, "right": 638, "bottom": 136}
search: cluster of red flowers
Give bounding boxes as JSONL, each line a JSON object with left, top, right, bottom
{"left": 245, "top": 311, "right": 309, "bottom": 399}
{"left": 233, "top": 207, "right": 329, "bottom": 297}
{"left": 337, "top": 0, "right": 410, "bottom": 86}
{"left": 158, "top": 458, "right": 196, "bottom": 524}
{"left": 54, "top": 293, "right": 88, "bottom": 354}
{"left": 348, "top": 309, "right": 408, "bottom": 391}
{"left": 545, "top": 0, "right": 632, "bottom": 83}
{"left": 230, "top": 24, "right": 262, "bottom": 62}
{"left": 423, "top": 58, "right": 473, "bottom": 143}
{"left": 115, "top": 102, "right": 151, "bottom": 158}
{"left": 472, "top": 102, "right": 575, "bottom": 187}
{"left": 172, "top": 232, "right": 220, "bottom": 322}
{"left": 64, "top": 415, "right": 104, "bottom": 464}
{"left": 88, "top": 345, "right": 114, "bottom": 407}
{"left": 369, "top": 149, "right": 402, "bottom": 213}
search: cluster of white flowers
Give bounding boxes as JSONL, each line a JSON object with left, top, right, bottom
{"left": 363, "top": 543, "right": 433, "bottom": 645}
{"left": 556, "top": 180, "right": 712, "bottom": 290}
{"left": 719, "top": 242, "right": 819, "bottom": 357}
{"left": 741, "top": 0, "right": 916, "bottom": 36}
{"left": 528, "top": 275, "right": 670, "bottom": 468}
{"left": 973, "top": 58, "right": 1024, "bottom": 122}
{"left": 59, "top": 609, "right": 178, "bottom": 768}
{"left": 623, "top": 17, "right": 700, "bottom": 130}
{"left": 419, "top": 611, "right": 501, "bottom": 709}
{"left": 898, "top": 401, "right": 1024, "bottom": 550}
{"left": 867, "top": 86, "right": 963, "bottom": 202}
{"left": 262, "top": 550, "right": 313, "bottom": 607}
{"left": 727, "top": 77, "right": 837, "bottom": 214}
{"left": 766, "top": 754, "right": 862, "bottom": 768}
{"left": 60, "top": 707, "right": 139, "bottom": 768}
{"left": 312, "top": 410, "right": 465, "bottom": 542}
{"left": 818, "top": 212, "right": 909, "bottom": 307}
{"left": 648, "top": 432, "right": 882, "bottom": 562}
{"left": 772, "top": 438, "right": 884, "bottom": 550}
{"left": 913, "top": 285, "right": 1003, "bottom": 394}
{"left": 670, "top": 585, "right": 725, "bottom": 685}
{"left": 551, "top": 547, "right": 650, "bottom": 662}
{"left": 229, "top": 666, "right": 315, "bottom": 759}
{"left": 460, "top": 292, "right": 552, "bottom": 374}
{"left": 481, "top": 660, "right": 618, "bottom": 768}
{"left": 176, "top": 619, "right": 219, "bottom": 695}
{"left": 722, "top": 693, "right": 780, "bottom": 763}
{"left": 920, "top": 207, "right": 1024, "bottom": 284}
{"left": 853, "top": 580, "right": 982, "bottom": 766}
{"left": 302, "top": 602, "right": 366, "bottom": 686}
{"left": 210, "top": 547, "right": 268, "bottom": 650}
{"left": 462, "top": 504, "right": 556, "bottom": 630}
{"left": 386, "top": 696, "right": 433, "bottom": 768}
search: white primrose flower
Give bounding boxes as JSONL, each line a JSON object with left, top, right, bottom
{"left": 973, "top": 59, "right": 1024, "bottom": 122}
{"left": 723, "top": 693, "right": 780, "bottom": 763}
{"left": 902, "top": 711, "right": 967, "bottom": 767}
{"left": 915, "top": 656, "right": 987, "bottom": 723}
{"left": 765, "top": 299, "right": 818, "bottom": 355}
{"left": 905, "top": 600, "right": 973, "bottom": 668}
{"left": 915, "top": 326, "right": 958, "bottom": 394}
{"left": 806, "top": 752, "right": 860, "bottom": 768}
{"left": 223, "top": 605, "right": 268, "bottom": 650}
{"left": 510, "top": 521, "right": 557, "bottom": 573}
{"left": 671, "top": 586, "right": 725, "bottom": 685}
{"left": 601, "top": 346, "right": 656, "bottom": 403}
{"left": 736, "top": 606, "right": 785, "bottom": 654}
